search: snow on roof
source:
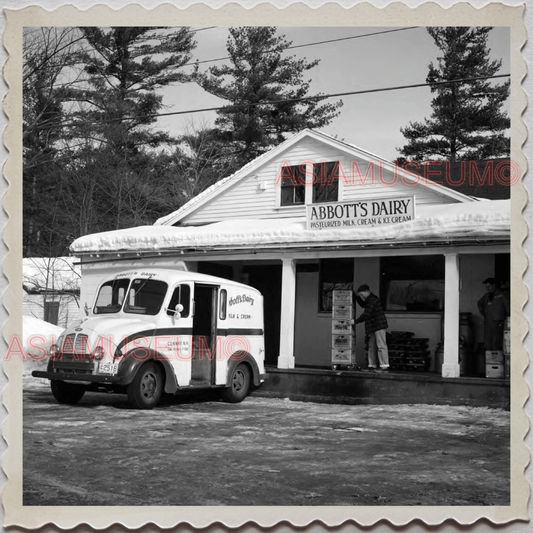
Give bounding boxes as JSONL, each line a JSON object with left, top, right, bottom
{"left": 23, "top": 257, "right": 81, "bottom": 292}
{"left": 70, "top": 200, "right": 510, "bottom": 254}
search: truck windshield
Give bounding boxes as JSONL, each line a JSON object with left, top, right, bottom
{"left": 123, "top": 278, "right": 168, "bottom": 316}
{"left": 94, "top": 278, "right": 131, "bottom": 314}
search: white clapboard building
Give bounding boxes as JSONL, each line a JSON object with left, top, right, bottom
{"left": 69, "top": 129, "right": 511, "bottom": 379}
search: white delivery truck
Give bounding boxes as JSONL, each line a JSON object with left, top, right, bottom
{"left": 33, "top": 268, "right": 267, "bottom": 409}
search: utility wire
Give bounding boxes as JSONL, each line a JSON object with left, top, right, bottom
{"left": 31, "top": 74, "right": 510, "bottom": 131}
{"left": 183, "top": 26, "right": 420, "bottom": 67}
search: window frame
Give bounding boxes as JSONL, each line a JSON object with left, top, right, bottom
{"left": 279, "top": 163, "right": 306, "bottom": 207}
{"left": 312, "top": 161, "right": 340, "bottom": 204}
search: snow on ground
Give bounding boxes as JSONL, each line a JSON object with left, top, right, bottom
{"left": 22, "top": 315, "right": 63, "bottom": 373}
{"left": 70, "top": 199, "right": 510, "bottom": 253}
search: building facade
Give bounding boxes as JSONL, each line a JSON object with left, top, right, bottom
{"left": 70, "top": 129, "right": 511, "bottom": 380}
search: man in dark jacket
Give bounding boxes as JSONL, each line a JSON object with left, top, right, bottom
{"left": 355, "top": 284, "right": 389, "bottom": 371}
{"left": 477, "top": 278, "right": 510, "bottom": 350}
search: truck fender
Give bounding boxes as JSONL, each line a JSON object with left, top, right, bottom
{"left": 118, "top": 350, "right": 179, "bottom": 393}
{"left": 226, "top": 352, "right": 261, "bottom": 387}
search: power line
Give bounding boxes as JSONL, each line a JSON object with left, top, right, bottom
{"left": 183, "top": 27, "right": 420, "bottom": 67}
{"left": 32, "top": 74, "right": 510, "bottom": 131}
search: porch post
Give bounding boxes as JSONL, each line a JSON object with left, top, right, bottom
{"left": 443, "top": 253, "right": 461, "bottom": 378}
{"left": 278, "top": 258, "right": 296, "bottom": 369}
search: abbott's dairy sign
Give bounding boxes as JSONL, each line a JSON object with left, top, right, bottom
{"left": 307, "top": 197, "right": 415, "bottom": 230}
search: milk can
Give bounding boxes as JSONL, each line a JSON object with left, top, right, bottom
{"left": 434, "top": 343, "right": 443, "bottom": 374}
{"left": 459, "top": 312, "right": 474, "bottom": 350}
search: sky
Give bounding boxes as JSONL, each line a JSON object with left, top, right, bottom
{"left": 156, "top": 26, "right": 511, "bottom": 162}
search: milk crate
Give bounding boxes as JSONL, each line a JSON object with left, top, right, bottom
{"left": 333, "top": 290, "right": 353, "bottom": 305}
{"left": 332, "top": 349, "right": 355, "bottom": 365}
{"left": 486, "top": 364, "right": 505, "bottom": 379}
{"left": 485, "top": 350, "right": 504, "bottom": 364}
{"left": 332, "top": 320, "right": 353, "bottom": 334}
{"left": 332, "top": 305, "right": 354, "bottom": 320}
{"left": 332, "top": 334, "right": 353, "bottom": 350}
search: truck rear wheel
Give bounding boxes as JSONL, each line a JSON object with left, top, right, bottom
{"left": 51, "top": 380, "right": 85, "bottom": 405}
{"left": 222, "top": 363, "right": 251, "bottom": 403}
{"left": 127, "top": 362, "right": 163, "bottom": 409}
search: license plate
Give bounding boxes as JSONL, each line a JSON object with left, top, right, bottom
{"left": 98, "top": 362, "right": 119, "bottom": 375}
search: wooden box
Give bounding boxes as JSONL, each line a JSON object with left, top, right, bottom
{"left": 332, "top": 320, "right": 353, "bottom": 334}
{"left": 486, "top": 364, "right": 505, "bottom": 379}
{"left": 332, "top": 334, "right": 353, "bottom": 350}
{"left": 485, "top": 350, "right": 504, "bottom": 364}
{"left": 332, "top": 305, "right": 354, "bottom": 320}
{"left": 332, "top": 349, "right": 354, "bottom": 365}
{"left": 333, "top": 290, "right": 353, "bottom": 305}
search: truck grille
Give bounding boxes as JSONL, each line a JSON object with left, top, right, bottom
{"left": 52, "top": 333, "right": 95, "bottom": 373}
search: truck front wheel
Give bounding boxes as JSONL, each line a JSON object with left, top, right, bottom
{"left": 127, "top": 362, "right": 163, "bottom": 409}
{"left": 51, "top": 380, "right": 85, "bottom": 405}
{"left": 222, "top": 363, "right": 251, "bottom": 403}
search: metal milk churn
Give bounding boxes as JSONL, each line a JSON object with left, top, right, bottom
{"left": 459, "top": 312, "right": 474, "bottom": 376}
{"left": 434, "top": 343, "right": 444, "bottom": 374}
{"left": 459, "top": 312, "right": 474, "bottom": 349}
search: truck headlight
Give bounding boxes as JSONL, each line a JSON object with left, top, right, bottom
{"left": 93, "top": 346, "right": 105, "bottom": 361}
{"left": 49, "top": 344, "right": 60, "bottom": 359}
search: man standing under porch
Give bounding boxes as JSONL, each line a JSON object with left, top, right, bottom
{"left": 355, "top": 285, "right": 390, "bottom": 371}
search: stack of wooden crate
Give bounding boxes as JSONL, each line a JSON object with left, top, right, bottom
{"left": 331, "top": 290, "right": 355, "bottom": 368}
{"left": 485, "top": 350, "right": 505, "bottom": 378}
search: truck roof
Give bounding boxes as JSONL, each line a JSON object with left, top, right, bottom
{"left": 109, "top": 267, "right": 261, "bottom": 293}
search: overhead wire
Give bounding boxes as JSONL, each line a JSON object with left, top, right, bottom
{"left": 183, "top": 26, "right": 420, "bottom": 67}
{"left": 30, "top": 73, "right": 511, "bottom": 131}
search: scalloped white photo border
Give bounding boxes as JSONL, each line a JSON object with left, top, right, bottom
{"left": 1, "top": 1, "right": 529, "bottom": 529}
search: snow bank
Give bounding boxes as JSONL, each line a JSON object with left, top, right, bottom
{"left": 22, "top": 315, "right": 63, "bottom": 370}
{"left": 70, "top": 200, "right": 510, "bottom": 254}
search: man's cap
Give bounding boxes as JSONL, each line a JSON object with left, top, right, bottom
{"left": 483, "top": 277, "right": 496, "bottom": 285}
{"left": 356, "top": 284, "right": 370, "bottom": 293}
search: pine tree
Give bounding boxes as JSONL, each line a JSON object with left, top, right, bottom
{"left": 398, "top": 27, "right": 510, "bottom": 163}
{"left": 65, "top": 27, "right": 197, "bottom": 230}
{"left": 72, "top": 27, "right": 196, "bottom": 153}
{"left": 195, "top": 27, "right": 343, "bottom": 164}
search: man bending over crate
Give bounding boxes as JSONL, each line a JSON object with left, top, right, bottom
{"left": 355, "top": 285, "right": 390, "bottom": 372}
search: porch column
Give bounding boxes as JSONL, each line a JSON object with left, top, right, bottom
{"left": 443, "top": 253, "right": 461, "bottom": 378}
{"left": 278, "top": 258, "right": 296, "bottom": 369}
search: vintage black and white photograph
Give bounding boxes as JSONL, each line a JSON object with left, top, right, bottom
{"left": 3, "top": 1, "right": 529, "bottom": 529}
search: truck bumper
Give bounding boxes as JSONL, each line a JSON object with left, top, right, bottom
{"left": 32, "top": 370, "right": 125, "bottom": 385}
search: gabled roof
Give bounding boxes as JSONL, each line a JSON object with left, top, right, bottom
{"left": 155, "top": 129, "right": 476, "bottom": 227}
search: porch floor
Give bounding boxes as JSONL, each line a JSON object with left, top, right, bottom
{"left": 252, "top": 366, "right": 510, "bottom": 410}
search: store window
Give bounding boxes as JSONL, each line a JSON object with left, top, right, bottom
{"left": 280, "top": 164, "right": 306, "bottom": 206}
{"left": 319, "top": 258, "right": 354, "bottom": 312}
{"left": 313, "top": 161, "right": 340, "bottom": 203}
{"left": 380, "top": 256, "right": 445, "bottom": 312}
